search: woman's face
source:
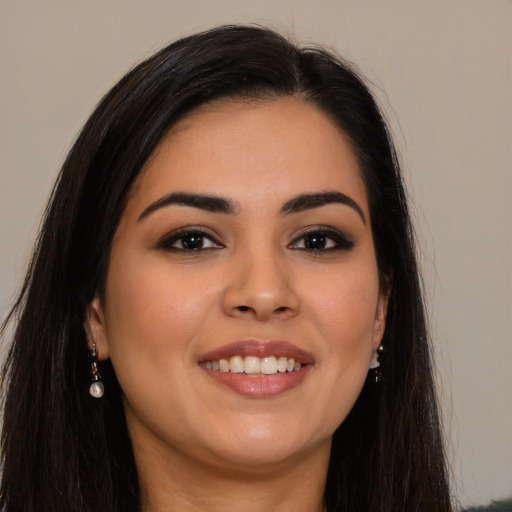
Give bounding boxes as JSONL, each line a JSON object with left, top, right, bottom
{"left": 88, "top": 97, "right": 387, "bottom": 472}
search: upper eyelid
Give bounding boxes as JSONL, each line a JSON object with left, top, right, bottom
{"left": 288, "top": 226, "right": 355, "bottom": 248}
{"left": 156, "top": 224, "right": 353, "bottom": 247}
{"left": 290, "top": 225, "right": 352, "bottom": 239}
{"left": 160, "top": 226, "right": 220, "bottom": 239}
{"left": 157, "top": 226, "right": 223, "bottom": 247}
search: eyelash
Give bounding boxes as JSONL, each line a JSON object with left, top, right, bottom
{"left": 157, "top": 226, "right": 354, "bottom": 253}
{"left": 157, "top": 227, "right": 222, "bottom": 252}
{"left": 289, "top": 227, "right": 354, "bottom": 253}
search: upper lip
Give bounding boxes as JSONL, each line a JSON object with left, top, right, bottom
{"left": 198, "top": 339, "right": 314, "bottom": 365}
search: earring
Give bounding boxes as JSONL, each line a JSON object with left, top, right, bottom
{"left": 369, "top": 345, "right": 384, "bottom": 383}
{"left": 89, "top": 343, "right": 104, "bottom": 398}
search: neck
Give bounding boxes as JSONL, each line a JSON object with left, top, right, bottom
{"left": 133, "top": 432, "right": 331, "bottom": 512}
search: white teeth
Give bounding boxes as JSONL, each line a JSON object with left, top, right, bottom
{"left": 229, "top": 355, "right": 245, "bottom": 373}
{"left": 219, "top": 359, "right": 229, "bottom": 372}
{"left": 277, "top": 356, "right": 288, "bottom": 373}
{"left": 261, "top": 356, "right": 277, "bottom": 375}
{"left": 244, "top": 356, "right": 261, "bottom": 374}
{"left": 204, "top": 355, "right": 304, "bottom": 375}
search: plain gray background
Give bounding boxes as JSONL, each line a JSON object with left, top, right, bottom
{"left": 1, "top": 1, "right": 511, "bottom": 508}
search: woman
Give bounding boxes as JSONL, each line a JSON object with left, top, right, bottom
{"left": 0, "top": 25, "right": 452, "bottom": 511}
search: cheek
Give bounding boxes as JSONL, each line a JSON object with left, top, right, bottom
{"left": 306, "top": 265, "right": 380, "bottom": 346}
{"left": 304, "top": 267, "right": 380, "bottom": 427}
{"left": 102, "top": 257, "right": 218, "bottom": 367}
{"left": 101, "top": 259, "right": 221, "bottom": 434}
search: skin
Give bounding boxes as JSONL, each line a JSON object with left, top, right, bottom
{"left": 86, "top": 97, "right": 388, "bottom": 512}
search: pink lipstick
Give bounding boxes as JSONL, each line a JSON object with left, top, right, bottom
{"left": 198, "top": 340, "right": 314, "bottom": 398}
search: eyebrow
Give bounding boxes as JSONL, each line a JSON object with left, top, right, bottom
{"left": 281, "top": 191, "right": 366, "bottom": 224}
{"left": 138, "top": 190, "right": 366, "bottom": 224}
{"left": 138, "top": 192, "right": 238, "bottom": 221}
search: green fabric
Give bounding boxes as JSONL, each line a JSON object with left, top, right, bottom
{"left": 463, "top": 499, "right": 512, "bottom": 512}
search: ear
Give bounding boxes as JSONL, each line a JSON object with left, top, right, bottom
{"left": 83, "top": 296, "right": 110, "bottom": 361}
{"left": 372, "top": 275, "right": 392, "bottom": 351}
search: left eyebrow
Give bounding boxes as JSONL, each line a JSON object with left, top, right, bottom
{"left": 280, "top": 191, "right": 366, "bottom": 224}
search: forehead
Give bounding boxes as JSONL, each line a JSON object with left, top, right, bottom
{"left": 129, "top": 97, "right": 368, "bottom": 216}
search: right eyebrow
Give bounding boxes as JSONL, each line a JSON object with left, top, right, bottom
{"left": 137, "top": 192, "right": 238, "bottom": 221}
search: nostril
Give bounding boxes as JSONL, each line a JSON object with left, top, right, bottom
{"left": 237, "top": 306, "right": 251, "bottom": 312}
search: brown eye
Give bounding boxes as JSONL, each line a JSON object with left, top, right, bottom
{"left": 302, "top": 233, "right": 331, "bottom": 250}
{"left": 290, "top": 229, "right": 354, "bottom": 252}
{"left": 177, "top": 233, "right": 208, "bottom": 250}
{"left": 158, "top": 229, "right": 223, "bottom": 252}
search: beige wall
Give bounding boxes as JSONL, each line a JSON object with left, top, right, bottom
{"left": 1, "top": 0, "right": 510, "bottom": 507}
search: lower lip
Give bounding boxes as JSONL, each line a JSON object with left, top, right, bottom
{"left": 201, "top": 366, "right": 312, "bottom": 398}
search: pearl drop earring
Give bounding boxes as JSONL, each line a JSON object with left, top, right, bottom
{"left": 369, "top": 345, "right": 383, "bottom": 369}
{"left": 369, "top": 345, "right": 384, "bottom": 383}
{"left": 89, "top": 343, "right": 104, "bottom": 398}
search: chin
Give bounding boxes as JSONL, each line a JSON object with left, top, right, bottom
{"left": 201, "top": 420, "right": 331, "bottom": 471}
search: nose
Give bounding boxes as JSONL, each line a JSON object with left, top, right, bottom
{"left": 222, "top": 249, "right": 300, "bottom": 322}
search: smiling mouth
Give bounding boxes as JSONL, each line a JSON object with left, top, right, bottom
{"left": 202, "top": 355, "right": 303, "bottom": 376}
{"left": 198, "top": 341, "right": 313, "bottom": 398}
